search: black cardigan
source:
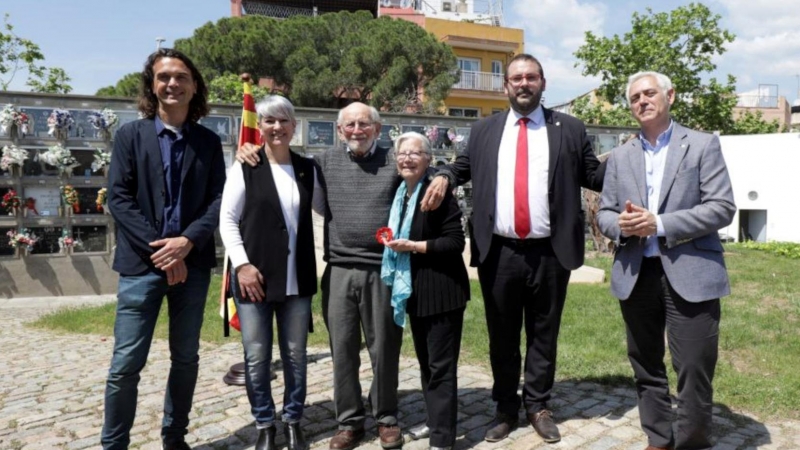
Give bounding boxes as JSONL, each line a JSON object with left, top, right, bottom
{"left": 406, "top": 179, "right": 470, "bottom": 317}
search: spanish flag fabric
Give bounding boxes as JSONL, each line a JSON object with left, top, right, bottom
{"left": 220, "top": 78, "right": 261, "bottom": 335}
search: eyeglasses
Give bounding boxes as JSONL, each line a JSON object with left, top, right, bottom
{"left": 396, "top": 151, "right": 428, "bottom": 161}
{"left": 341, "top": 121, "right": 374, "bottom": 132}
{"left": 506, "top": 74, "right": 542, "bottom": 86}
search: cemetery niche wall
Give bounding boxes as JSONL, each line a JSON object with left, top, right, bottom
{"left": 0, "top": 92, "right": 478, "bottom": 298}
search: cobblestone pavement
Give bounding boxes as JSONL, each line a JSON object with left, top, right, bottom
{"left": 1, "top": 300, "right": 798, "bottom": 450}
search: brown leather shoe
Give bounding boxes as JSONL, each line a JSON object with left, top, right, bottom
{"left": 527, "top": 410, "right": 560, "bottom": 443}
{"left": 644, "top": 446, "right": 671, "bottom": 450}
{"left": 377, "top": 424, "right": 404, "bottom": 449}
{"left": 484, "top": 413, "right": 518, "bottom": 442}
{"left": 329, "top": 429, "right": 365, "bottom": 450}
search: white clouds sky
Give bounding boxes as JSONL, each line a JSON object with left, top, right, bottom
{"left": 506, "top": 0, "right": 800, "bottom": 106}
{"left": 2, "top": 0, "right": 798, "bottom": 107}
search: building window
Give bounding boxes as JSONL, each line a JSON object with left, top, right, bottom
{"left": 491, "top": 60, "right": 503, "bottom": 90}
{"left": 442, "top": 0, "right": 453, "bottom": 12}
{"left": 457, "top": 58, "right": 481, "bottom": 90}
{"left": 449, "top": 108, "right": 480, "bottom": 118}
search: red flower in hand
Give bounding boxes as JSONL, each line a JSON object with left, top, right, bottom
{"left": 376, "top": 227, "right": 393, "bottom": 244}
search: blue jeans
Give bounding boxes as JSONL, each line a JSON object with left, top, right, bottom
{"left": 101, "top": 267, "right": 210, "bottom": 450}
{"left": 233, "top": 280, "right": 311, "bottom": 427}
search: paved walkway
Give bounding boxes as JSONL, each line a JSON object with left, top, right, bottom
{"left": 0, "top": 297, "right": 798, "bottom": 450}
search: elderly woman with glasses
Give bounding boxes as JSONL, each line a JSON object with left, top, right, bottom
{"left": 380, "top": 132, "right": 470, "bottom": 450}
{"left": 219, "top": 95, "right": 323, "bottom": 450}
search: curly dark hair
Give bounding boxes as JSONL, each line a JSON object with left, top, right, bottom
{"left": 137, "top": 48, "right": 209, "bottom": 123}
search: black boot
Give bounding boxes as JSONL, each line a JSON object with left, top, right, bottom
{"left": 285, "top": 421, "right": 309, "bottom": 450}
{"left": 256, "top": 426, "right": 276, "bottom": 450}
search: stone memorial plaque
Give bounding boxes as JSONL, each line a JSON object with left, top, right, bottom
{"left": 69, "top": 110, "right": 102, "bottom": 139}
{"left": 198, "top": 115, "right": 233, "bottom": 143}
{"left": 28, "top": 226, "right": 63, "bottom": 254}
{"left": 290, "top": 119, "right": 303, "bottom": 147}
{"left": 22, "top": 148, "right": 59, "bottom": 177}
{"left": 18, "top": 107, "right": 52, "bottom": 138}
{"left": 0, "top": 227, "right": 15, "bottom": 256}
{"left": 68, "top": 148, "right": 98, "bottom": 177}
{"left": 401, "top": 124, "right": 425, "bottom": 135}
{"left": 307, "top": 121, "right": 335, "bottom": 147}
{"left": 24, "top": 186, "right": 61, "bottom": 217}
{"left": 377, "top": 127, "right": 394, "bottom": 149}
{"left": 115, "top": 110, "right": 140, "bottom": 130}
{"left": 73, "top": 187, "right": 103, "bottom": 215}
{"left": 72, "top": 225, "right": 108, "bottom": 253}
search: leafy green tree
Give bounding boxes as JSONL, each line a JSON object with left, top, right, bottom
{"left": 0, "top": 14, "right": 72, "bottom": 93}
{"left": 95, "top": 72, "right": 141, "bottom": 97}
{"left": 728, "top": 110, "right": 781, "bottom": 135}
{"left": 570, "top": 95, "right": 637, "bottom": 127}
{"left": 173, "top": 11, "right": 458, "bottom": 110}
{"left": 207, "top": 72, "right": 271, "bottom": 104}
{"left": 573, "top": 3, "right": 738, "bottom": 132}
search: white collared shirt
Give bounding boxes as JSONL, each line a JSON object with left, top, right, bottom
{"left": 639, "top": 121, "right": 672, "bottom": 257}
{"left": 494, "top": 106, "right": 550, "bottom": 238}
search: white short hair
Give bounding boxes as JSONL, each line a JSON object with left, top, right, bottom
{"left": 626, "top": 71, "right": 673, "bottom": 102}
{"left": 337, "top": 104, "right": 381, "bottom": 125}
{"left": 255, "top": 95, "right": 296, "bottom": 123}
{"left": 393, "top": 132, "right": 432, "bottom": 155}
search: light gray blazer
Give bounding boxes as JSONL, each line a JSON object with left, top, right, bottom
{"left": 597, "top": 122, "right": 736, "bottom": 302}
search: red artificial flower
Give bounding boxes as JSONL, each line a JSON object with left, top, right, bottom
{"left": 375, "top": 227, "right": 393, "bottom": 244}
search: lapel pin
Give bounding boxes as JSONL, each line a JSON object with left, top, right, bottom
{"left": 299, "top": 172, "right": 305, "bottom": 178}
{"left": 555, "top": 121, "right": 561, "bottom": 126}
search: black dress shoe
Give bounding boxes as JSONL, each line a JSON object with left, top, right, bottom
{"left": 162, "top": 442, "right": 191, "bottom": 450}
{"left": 484, "top": 413, "right": 518, "bottom": 442}
{"left": 256, "top": 426, "right": 277, "bottom": 450}
{"left": 527, "top": 410, "right": 560, "bottom": 443}
{"left": 285, "top": 421, "right": 309, "bottom": 450}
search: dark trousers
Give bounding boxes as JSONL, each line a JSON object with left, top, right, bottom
{"left": 621, "top": 258, "right": 720, "bottom": 450}
{"left": 477, "top": 236, "right": 571, "bottom": 416}
{"left": 322, "top": 263, "right": 403, "bottom": 430}
{"left": 409, "top": 308, "right": 465, "bottom": 447}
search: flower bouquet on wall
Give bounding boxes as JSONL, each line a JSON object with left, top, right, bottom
{"left": 87, "top": 108, "right": 119, "bottom": 142}
{"left": 388, "top": 125, "right": 401, "bottom": 141}
{"left": 58, "top": 230, "right": 82, "bottom": 254}
{"left": 60, "top": 184, "right": 79, "bottom": 215}
{"left": 37, "top": 144, "right": 79, "bottom": 176}
{"left": 0, "top": 104, "right": 30, "bottom": 139}
{"left": 47, "top": 108, "right": 75, "bottom": 141}
{"left": 1, "top": 144, "right": 29, "bottom": 176}
{"left": 91, "top": 148, "right": 111, "bottom": 176}
{"left": 1, "top": 189, "right": 21, "bottom": 216}
{"left": 96, "top": 187, "right": 108, "bottom": 214}
{"left": 6, "top": 228, "right": 38, "bottom": 255}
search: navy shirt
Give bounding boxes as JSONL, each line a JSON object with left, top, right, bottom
{"left": 155, "top": 116, "right": 187, "bottom": 238}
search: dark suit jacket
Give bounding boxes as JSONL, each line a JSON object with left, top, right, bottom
{"left": 441, "top": 108, "right": 604, "bottom": 271}
{"left": 407, "top": 179, "right": 470, "bottom": 317}
{"left": 108, "top": 118, "right": 226, "bottom": 275}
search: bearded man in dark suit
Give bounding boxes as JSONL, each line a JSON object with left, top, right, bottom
{"left": 422, "top": 53, "right": 604, "bottom": 444}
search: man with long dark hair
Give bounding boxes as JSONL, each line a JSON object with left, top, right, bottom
{"left": 102, "top": 48, "right": 226, "bottom": 450}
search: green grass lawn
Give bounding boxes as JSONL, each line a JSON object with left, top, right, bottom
{"left": 31, "top": 244, "right": 800, "bottom": 419}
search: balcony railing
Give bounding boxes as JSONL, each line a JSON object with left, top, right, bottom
{"left": 454, "top": 71, "right": 504, "bottom": 92}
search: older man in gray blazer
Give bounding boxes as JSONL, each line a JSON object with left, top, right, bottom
{"left": 597, "top": 71, "right": 735, "bottom": 450}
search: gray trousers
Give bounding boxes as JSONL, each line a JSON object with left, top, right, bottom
{"left": 322, "top": 263, "right": 403, "bottom": 430}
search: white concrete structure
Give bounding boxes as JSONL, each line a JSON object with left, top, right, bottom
{"left": 718, "top": 133, "right": 800, "bottom": 243}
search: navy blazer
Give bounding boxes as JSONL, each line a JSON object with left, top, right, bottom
{"left": 441, "top": 108, "right": 605, "bottom": 271}
{"left": 108, "top": 118, "right": 227, "bottom": 275}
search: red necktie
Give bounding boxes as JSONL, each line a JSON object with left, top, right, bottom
{"left": 514, "top": 117, "right": 531, "bottom": 238}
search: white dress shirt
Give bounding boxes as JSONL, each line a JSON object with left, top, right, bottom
{"left": 219, "top": 160, "right": 325, "bottom": 295}
{"left": 494, "top": 106, "right": 550, "bottom": 238}
{"left": 640, "top": 121, "right": 672, "bottom": 257}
